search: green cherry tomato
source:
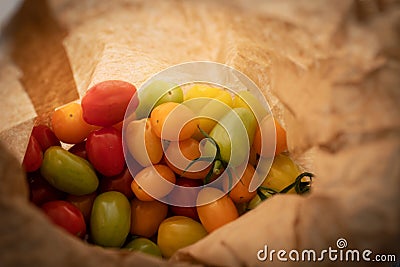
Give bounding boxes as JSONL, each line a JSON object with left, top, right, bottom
{"left": 157, "top": 216, "right": 207, "bottom": 258}
{"left": 135, "top": 80, "right": 183, "bottom": 119}
{"left": 204, "top": 107, "right": 257, "bottom": 167}
{"left": 90, "top": 191, "right": 131, "bottom": 247}
{"left": 40, "top": 146, "right": 99, "bottom": 195}
{"left": 124, "top": 237, "right": 162, "bottom": 258}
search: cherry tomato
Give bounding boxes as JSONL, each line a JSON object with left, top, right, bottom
{"left": 196, "top": 187, "right": 239, "bottom": 233}
{"left": 253, "top": 115, "right": 287, "bottom": 156}
{"left": 157, "top": 216, "right": 207, "bottom": 258}
{"left": 40, "top": 146, "right": 99, "bottom": 196}
{"left": 51, "top": 102, "right": 97, "bottom": 144}
{"left": 68, "top": 141, "right": 87, "bottom": 159}
{"left": 164, "top": 138, "right": 211, "bottom": 179}
{"left": 22, "top": 135, "right": 43, "bottom": 172}
{"left": 28, "top": 172, "right": 66, "bottom": 206}
{"left": 260, "top": 154, "right": 300, "bottom": 193}
{"left": 90, "top": 191, "right": 131, "bottom": 247}
{"left": 150, "top": 102, "right": 198, "bottom": 141}
{"left": 135, "top": 80, "right": 183, "bottom": 119}
{"left": 130, "top": 198, "right": 168, "bottom": 238}
{"left": 86, "top": 127, "right": 125, "bottom": 176}
{"left": 66, "top": 192, "right": 96, "bottom": 223}
{"left": 125, "top": 118, "right": 163, "bottom": 167}
{"left": 131, "top": 164, "right": 176, "bottom": 201}
{"left": 169, "top": 178, "right": 202, "bottom": 220}
{"left": 124, "top": 237, "right": 162, "bottom": 258}
{"left": 224, "top": 163, "right": 258, "bottom": 204}
{"left": 31, "top": 125, "right": 61, "bottom": 151}
{"left": 41, "top": 200, "right": 86, "bottom": 238}
{"left": 81, "top": 80, "right": 137, "bottom": 127}
{"left": 99, "top": 168, "right": 134, "bottom": 199}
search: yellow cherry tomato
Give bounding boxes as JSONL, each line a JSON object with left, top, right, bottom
{"left": 157, "top": 216, "right": 207, "bottom": 258}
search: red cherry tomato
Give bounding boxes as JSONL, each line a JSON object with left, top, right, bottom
{"left": 28, "top": 172, "right": 66, "bottom": 206}
{"left": 41, "top": 200, "right": 86, "bottom": 238}
{"left": 99, "top": 168, "right": 134, "bottom": 199}
{"left": 68, "top": 141, "right": 87, "bottom": 160}
{"left": 86, "top": 127, "right": 125, "bottom": 176}
{"left": 22, "top": 135, "right": 43, "bottom": 172}
{"left": 31, "top": 125, "right": 61, "bottom": 151}
{"left": 81, "top": 80, "right": 138, "bottom": 127}
{"left": 169, "top": 178, "right": 202, "bottom": 221}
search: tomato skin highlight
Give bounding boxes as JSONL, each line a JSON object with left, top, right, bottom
{"left": 31, "top": 125, "right": 61, "bottom": 151}
{"left": 41, "top": 200, "right": 86, "bottom": 238}
{"left": 22, "top": 135, "right": 43, "bottom": 172}
{"left": 82, "top": 80, "right": 137, "bottom": 127}
{"left": 86, "top": 127, "right": 125, "bottom": 176}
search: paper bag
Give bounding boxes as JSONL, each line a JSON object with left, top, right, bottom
{"left": 0, "top": 0, "right": 399, "bottom": 266}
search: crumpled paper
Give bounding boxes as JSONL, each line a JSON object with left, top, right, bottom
{"left": 0, "top": 0, "right": 399, "bottom": 266}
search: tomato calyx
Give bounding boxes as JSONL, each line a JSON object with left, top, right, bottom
{"left": 257, "top": 172, "right": 314, "bottom": 201}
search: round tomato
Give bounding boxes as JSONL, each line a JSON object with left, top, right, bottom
{"left": 196, "top": 187, "right": 239, "bottom": 233}
{"left": 124, "top": 237, "right": 162, "bottom": 258}
{"left": 31, "top": 125, "right": 61, "bottom": 151}
{"left": 81, "top": 80, "right": 137, "bottom": 127}
{"left": 51, "top": 102, "right": 97, "bottom": 144}
{"left": 157, "top": 216, "right": 207, "bottom": 258}
{"left": 130, "top": 198, "right": 168, "bottom": 238}
{"left": 86, "top": 127, "right": 125, "bottom": 176}
{"left": 22, "top": 135, "right": 43, "bottom": 172}
{"left": 41, "top": 200, "right": 86, "bottom": 238}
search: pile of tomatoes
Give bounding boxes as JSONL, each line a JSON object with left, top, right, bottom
{"left": 22, "top": 80, "right": 311, "bottom": 258}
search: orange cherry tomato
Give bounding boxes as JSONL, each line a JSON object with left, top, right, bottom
{"left": 51, "top": 102, "right": 97, "bottom": 144}
{"left": 164, "top": 138, "right": 212, "bottom": 179}
{"left": 196, "top": 187, "right": 239, "bottom": 233}
{"left": 253, "top": 116, "right": 287, "bottom": 156}
{"left": 130, "top": 198, "right": 168, "bottom": 238}
{"left": 224, "top": 163, "right": 258, "bottom": 204}
{"left": 150, "top": 102, "right": 198, "bottom": 141}
{"left": 131, "top": 164, "right": 176, "bottom": 201}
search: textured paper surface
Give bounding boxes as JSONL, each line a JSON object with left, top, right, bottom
{"left": 0, "top": 0, "right": 399, "bottom": 266}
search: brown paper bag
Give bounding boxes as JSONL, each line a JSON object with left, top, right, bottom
{"left": 0, "top": 0, "right": 399, "bottom": 266}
